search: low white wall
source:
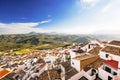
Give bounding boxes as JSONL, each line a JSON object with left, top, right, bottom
{"left": 68, "top": 70, "right": 84, "bottom": 80}
{"left": 61, "top": 65, "right": 65, "bottom": 72}
{"left": 60, "top": 65, "right": 65, "bottom": 80}
{"left": 86, "top": 69, "right": 92, "bottom": 75}
{"left": 84, "top": 69, "right": 96, "bottom": 80}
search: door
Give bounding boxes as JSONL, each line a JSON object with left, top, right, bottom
{"left": 108, "top": 76, "right": 112, "bottom": 80}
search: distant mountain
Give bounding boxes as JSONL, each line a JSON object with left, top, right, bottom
{"left": 90, "top": 34, "right": 120, "bottom": 41}
{"left": 28, "top": 32, "right": 38, "bottom": 35}
{"left": 0, "top": 34, "right": 91, "bottom": 51}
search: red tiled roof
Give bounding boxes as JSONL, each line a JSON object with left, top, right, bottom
{"left": 0, "top": 69, "right": 10, "bottom": 78}
{"left": 104, "top": 60, "right": 118, "bottom": 69}
{"left": 40, "top": 63, "right": 46, "bottom": 69}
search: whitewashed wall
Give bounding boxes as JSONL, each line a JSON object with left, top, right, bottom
{"left": 98, "top": 67, "right": 113, "bottom": 80}
{"left": 69, "top": 50, "right": 76, "bottom": 58}
{"left": 84, "top": 69, "right": 96, "bottom": 80}
{"left": 99, "top": 51, "right": 120, "bottom": 61}
{"left": 71, "top": 59, "right": 80, "bottom": 72}
{"left": 60, "top": 65, "right": 65, "bottom": 80}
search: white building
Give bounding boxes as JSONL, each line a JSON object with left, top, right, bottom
{"left": 69, "top": 49, "right": 85, "bottom": 59}
{"left": 71, "top": 54, "right": 99, "bottom": 72}
{"left": 98, "top": 40, "right": 120, "bottom": 80}
{"left": 99, "top": 46, "right": 120, "bottom": 61}
{"left": 98, "top": 60, "right": 119, "bottom": 80}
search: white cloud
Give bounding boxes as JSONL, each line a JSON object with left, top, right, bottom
{"left": 101, "top": 3, "right": 112, "bottom": 13}
{"left": 80, "top": 0, "right": 100, "bottom": 9}
{"left": 72, "top": 0, "right": 120, "bottom": 34}
{"left": 82, "top": 0, "right": 99, "bottom": 3}
{"left": 57, "top": 0, "right": 120, "bottom": 35}
{"left": 0, "top": 19, "right": 52, "bottom": 34}
{"left": 101, "top": 0, "right": 120, "bottom": 13}
{"left": 92, "top": 16, "right": 120, "bottom": 34}
{"left": 39, "top": 19, "right": 52, "bottom": 24}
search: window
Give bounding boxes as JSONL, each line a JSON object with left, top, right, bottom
{"left": 106, "top": 54, "right": 109, "bottom": 58}
{"left": 105, "top": 66, "right": 111, "bottom": 73}
{"left": 108, "top": 76, "right": 112, "bottom": 80}
{"left": 91, "top": 69, "right": 96, "bottom": 76}
{"left": 72, "top": 62, "right": 74, "bottom": 65}
{"left": 88, "top": 44, "right": 90, "bottom": 49}
{"left": 113, "top": 72, "right": 117, "bottom": 75}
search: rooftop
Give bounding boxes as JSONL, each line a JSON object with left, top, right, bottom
{"left": 39, "top": 63, "right": 46, "bottom": 69}
{"left": 101, "top": 46, "right": 120, "bottom": 56}
{"left": 104, "top": 60, "right": 118, "bottom": 69}
{"left": 96, "top": 39, "right": 108, "bottom": 44}
{"left": 1, "top": 72, "right": 15, "bottom": 80}
{"left": 79, "top": 76, "right": 88, "bottom": 80}
{"left": 65, "top": 68, "right": 78, "bottom": 80}
{"left": 80, "top": 55, "right": 99, "bottom": 70}
{"left": 88, "top": 47, "right": 101, "bottom": 55}
{"left": 50, "top": 51, "right": 59, "bottom": 57}
{"left": 109, "top": 40, "right": 120, "bottom": 46}
{"left": 39, "top": 69, "right": 60, "bottom": 80}
{"left": 0, "top": 69, "right": 10, "bottom": 79}
{"left": 84, "top": 58, "right": 104, "bottom": 71}
{"left": 61, "top": 61, "right": 71, "bottom": 71}
{"left": 61, "top": 61, "right": 78, "bottom": 80}
{"left": 73, "top": 54, "right": 94, "bottom": 61}
{"left": 73, "top": 49, "right": 85, "bottom": 53}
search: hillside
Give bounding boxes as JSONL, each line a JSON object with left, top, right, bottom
{"left": 0, "top": 33, "right": 91, "bottom": 51}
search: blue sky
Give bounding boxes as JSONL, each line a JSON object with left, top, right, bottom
{"left": 0, "top": 0, "right": 120, "bottom": 34}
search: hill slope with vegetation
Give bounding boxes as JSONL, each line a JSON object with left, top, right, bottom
{"left": 0, "top": 33, "right": 92, "bottom": 51}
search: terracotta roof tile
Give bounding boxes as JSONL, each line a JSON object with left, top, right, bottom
{"left": 84, "top": 58, "right": 104, "bottom": 71}
{"left": 65, "top": 68, "right": 78, "bottom": 80}
{"left": 80, "top": 55, "right": 99, "bottom": 70}
{"left": 109, "top": 40, "right": 120, "bottom": 46}
{"left": 39, "top": 69, "right": 60, "bottom": 80}
{"left": 73, "top": 55, "right": 94, "bottom": 61}
{"left": 104, "top": 60, "right": 118, "bottom": 69}
{"left": 101, "top": 46, "right": 120, "bottom": 56}
{"left": 79, "top": 76, "right": 88, "bottom": 80}
{"left": 1, "top": 72, "right": 15, "bottom": 80}
{"left": 88, "top": 47, "right": 101, "bottom": 55}
{"left": 0, "top": 69, "right": 10, "bottom": 78}
{"left": 61, "top": 61, "right": 78, "bottom": 80}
